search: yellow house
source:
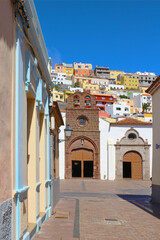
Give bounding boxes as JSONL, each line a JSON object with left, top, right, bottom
{"left": 121, "top": 74, "right": 139, "bottom": 90}
{"left": 81, "top": 81, "right": 99, "bottom": 91}
{"left": 62, "top": 63, "right": 73, "bottom": 77}
{"left": 64, "top": 67, "right": 73, "bottom": 77}
{"left": 109, "top": 70, "right": 124, "bottom": 84}
{"left": 64, "top": 90, "right": 75, "bottom": 100}
{"left": 53, "top": 88, "right": 64, "bottom": 102}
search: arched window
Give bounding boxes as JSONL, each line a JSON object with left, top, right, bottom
{"left": 73, "top": 95, "right": 80, "bottom": 108}
{"left": 85, "top": 95, "right": 91, "bottom": 107}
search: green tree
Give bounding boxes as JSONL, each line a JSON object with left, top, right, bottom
{"left": 142, "top": 103, "right": 150, "bottom": 113}
{"left": 55, "top": 85, "right": 59, "bottom": 91}
{"left": 74, "top": 82, "right": 80, "bottom": 88}
{"left": 119, "top": 95, "right": 128, "bottom": 99}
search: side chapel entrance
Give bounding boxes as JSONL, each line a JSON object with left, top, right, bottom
{"left": 71, "top": 149, "right": 93, "bottom": 178}
{"left": 123, "top": 151, "right": 142, "bottom": 179}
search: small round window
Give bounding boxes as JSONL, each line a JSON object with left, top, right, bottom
{"left": 77, "top": 116, "right": 88, "bottom": 126}
{"left": 128, "top": 133, "right": 137, "bottom": 140}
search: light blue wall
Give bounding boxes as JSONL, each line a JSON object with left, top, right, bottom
{"left": 15, "top": 24, "right": 24, "bottom": 191}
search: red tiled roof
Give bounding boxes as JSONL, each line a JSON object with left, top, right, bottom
{"left": 99, "top": 112, "right": 111, "bottom": 118}
{"left": 111, "top": 117, "right": 152, "bottom": 125}
{"left": 146, "top": 75, "right": 160, "bottom": 95}
{"left": 142, "top": 93, "right": 151, "bottom": 96}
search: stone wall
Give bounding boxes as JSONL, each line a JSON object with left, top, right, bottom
{"left": 0, "top": 199, "right": 12, "bottom": 240}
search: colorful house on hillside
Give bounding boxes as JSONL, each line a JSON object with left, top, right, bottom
{"left": 74, "top": 62, "right": 94, "bottom": 77}
{"left": 116, "top": 99, "right": 134, "bottom": 114}
{"left": 93, "top": 94, "right": 115, "bottom": 111}
{"left": 62, "top": 63, "right": 73, "bottom": 77}
{"left": 109, "top": 70, "right": 124, "bottom": 84}
{"left": 120, "top": 74, "right": 139, "bottom": 90}
{"left": 81, "top": 81, "right": 99, "bottom": 92}
{"left": 53, "top": 88, "right": 65, "bottom": 102}
{"left": 133, "top": 93, "right": 152, "bottom": 113}
{"left": 54, "top": 64, "right": 65, "bottom": 73}
{"left": 74, "top": 68, "right": 94, "bottom": 77}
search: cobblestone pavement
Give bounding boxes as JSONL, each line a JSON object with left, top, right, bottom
{"left": 34, "top": 180, "right": 160, "bottom": 240}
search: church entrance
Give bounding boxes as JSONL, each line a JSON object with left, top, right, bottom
{"left": 123, "top": 151, "right": 142, "bottom": 179}
{"left": 123, "top": 162, "right": 131, "bottom": 178}
{"left": 71, "top": 149, "right": 93, "bottom": 178}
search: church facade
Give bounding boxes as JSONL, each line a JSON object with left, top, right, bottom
{"left": 65, "top": 92, "right": 100, "bottom": 179}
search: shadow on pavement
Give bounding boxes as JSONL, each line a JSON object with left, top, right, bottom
{"left": 117, "top": 194, "right": 160, "bottom": 219}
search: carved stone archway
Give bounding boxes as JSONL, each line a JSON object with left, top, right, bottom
{"left": 115, "top": 128, "right": 150, "bottom": 180}
{"left": 65, "top": 136, "right": 100, "bottom": 179}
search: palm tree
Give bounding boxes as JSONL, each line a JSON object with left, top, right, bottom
{"left": 142, "top": 103, "right": 150, "bottom": 113}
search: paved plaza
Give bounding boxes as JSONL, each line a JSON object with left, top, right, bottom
{"left": 34, "top": 180, "right": 160, "bottom": 240}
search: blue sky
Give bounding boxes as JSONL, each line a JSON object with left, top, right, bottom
{"left": 34, "top": 0, "right": 160, "bottom": 75}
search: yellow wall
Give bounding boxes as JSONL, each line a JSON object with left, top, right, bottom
{"left": 53, "top": 89, "right": 64, "bottom": 102}
{"left": 144, "top": 113, "right": 152, "bottom": 118}
{"left": 27, "top": 98, "right": 37, "bottom": 223}
{"left": 64, "top": 90, "right": 74, "bottom": 100}
{"left": 140, "top": 87, "right": 148, "bottom": 94}
{"left": 81, "top": 81, "right": 99, "bottom": 91}
{"left": 121, "top": 75, "right": 139, "bottom": 90}
{"left": 109, "top": 70, "right": 124, "bottom": 83}
{"left": 64, "top": 67, "right": 73, "bottom": 77}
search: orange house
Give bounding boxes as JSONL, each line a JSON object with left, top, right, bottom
{"left": 74, "top": 68, "right": 94, "bottom": 77}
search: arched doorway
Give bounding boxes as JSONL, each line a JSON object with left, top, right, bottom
{"left": 123, "top": 151, "right": 142, "bottom": 179}
{"left": 71, "top": 149, "right": 93, "bottom": 178}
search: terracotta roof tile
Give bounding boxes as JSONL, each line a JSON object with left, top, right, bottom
{"left": 111, "top": 117, "right": 152, "bottom": 125}
{"left": 99, "top": 112, "right": 111, "bottom": 118}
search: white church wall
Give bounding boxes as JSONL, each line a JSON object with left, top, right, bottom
{"left": 59, "top": 112, "right": 66, "bottom": 179}
{"left": 99, "top": 118, "right": 110, "bottom": 179}
{"left": 108, "top": 138, "right": 115, "bottom": 180}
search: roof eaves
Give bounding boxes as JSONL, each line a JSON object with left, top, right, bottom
{"left": 146, "top": 75, "right": 160, "bottom": 95}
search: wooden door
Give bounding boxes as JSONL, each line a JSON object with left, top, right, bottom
{"left": 71, "top": 149, "right": 93, "bottom": 178}
{"left": 123, "top": 152, "right": 142, "bottom": 179}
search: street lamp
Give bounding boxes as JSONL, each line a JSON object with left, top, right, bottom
{"left": 59, "top": 124, "right": 72, "bottom": 143}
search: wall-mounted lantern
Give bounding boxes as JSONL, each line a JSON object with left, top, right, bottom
{"left": 59, "top": 124, "right": 72, "bottom": 143}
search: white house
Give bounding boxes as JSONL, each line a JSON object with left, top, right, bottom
{"left": 109, "top": 84, "right": 124, "bottom": 90}
{"left": 106, "top": 102, "right": 130, "bottom": 117}
{"left": 68, "top": 86, "right": 84, "bottom": 92}
{"left": 51, "top": 71, "right": 72, "bottom": 85}
{"left": 133, "top": 93, "right": 152, "bottom": 113}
